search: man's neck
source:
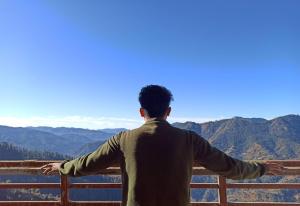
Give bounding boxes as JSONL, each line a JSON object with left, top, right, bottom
{"left": 144, "top": 116, "right": 167, "bottom": 122}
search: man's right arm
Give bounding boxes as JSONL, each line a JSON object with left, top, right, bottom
{"left": 41, "top": 132, "right": 122, "bottom": 177}
{"left": 191, "top": 131, "right": 265, "bottom": 180}
{"left": 58, "top": 133, "right": 122, "bottom": 176}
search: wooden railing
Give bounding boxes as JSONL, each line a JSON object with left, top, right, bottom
{"left": 0, "top": 160, "right": 299, "bottom": 206}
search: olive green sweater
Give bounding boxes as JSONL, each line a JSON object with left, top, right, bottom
{"left": 59, "top": 118, "right": 265, "bottom": 206}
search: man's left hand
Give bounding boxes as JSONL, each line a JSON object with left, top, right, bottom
{"left": 263, "top": 162, "right": 285, "bottom": 175}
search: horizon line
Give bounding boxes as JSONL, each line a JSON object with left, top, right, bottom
{"left": 0, "top": 114, "right": 298, "bottom": 130}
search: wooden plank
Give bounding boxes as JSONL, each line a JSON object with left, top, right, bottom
{"left": 228, "top": 202, "right": 300, "bottom": 206}
{"left": 190, "top": 183, "right": 219, "bottom": 189}
{"left": 0, "top": 160, "right": 299, "bottom": 167}
{"left": 227, "top": 183, "right": 300, "bottom": 189}
{"left": 0, "top": 167, "right": 121, "bottom": 176}
{"left": 190, "top": 203, "right": 220, "bottom": 206}
{"left": 0, "top": 160, "right": 61, "bottom": 167}
{"left": 0, "top": 167, "right": 42, "bottom": 175}
{"left": 0, "top": 160, "right": 299, "bottom": 176}
{"left": 0, "top": 201, "right": 60, "bottom": 206}
{"left": 69, "top": 201, "right": 121, "bottom": 206}
{"left": 69, "top": 183, "right": 220, "bottom": 189}
{"left": 193, "top": 160, "right": 300, "bottom": 167}
{"left": 0, "top": 202, "right": 298, "bottom": 206}
{"left": 70, "top": 183, "right": 122, "bottom": 189}
{"left": 282, "top": 167, "right": 300, "bottom": 175}
{"left": 0, "top": 183, "right": 60, "bottom": 189}
{"left": 69, "top": 202, "right": 219, "bottom": 206}
{"left": 261, "top": 160, "right": 300, "bottom": 167}
{"left": 1, "top": 167, "right": 299, "bottom": 176}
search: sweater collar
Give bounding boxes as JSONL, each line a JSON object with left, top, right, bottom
{"left": 144, "top": 117, "right": 170, "bottom": 125}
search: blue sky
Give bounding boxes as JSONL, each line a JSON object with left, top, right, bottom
{"left": 0, "top": 1, "right": 299, "bottom": 128}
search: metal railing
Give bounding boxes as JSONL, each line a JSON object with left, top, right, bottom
{"left": 0, "top": 160, "right": 299, "bottom": 206}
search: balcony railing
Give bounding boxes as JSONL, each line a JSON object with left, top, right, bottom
{"left": 0, "top": 160, "right": 299, "bottom": 206}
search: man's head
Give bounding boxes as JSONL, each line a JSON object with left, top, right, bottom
{"left": 139, "top": 85, "right": 173, "bottom": 120}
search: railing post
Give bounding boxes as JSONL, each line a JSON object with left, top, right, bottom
{"left": 61, "top": 175, "right": 69, "bottom": 206}
{"left": 218, "top": 176, "right": 228, "bottom": 206}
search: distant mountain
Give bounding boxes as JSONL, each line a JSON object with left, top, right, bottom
{"left": 74, "top": 140, "right": 105, "bottom": 157}
{"left": 0, "top": 125, "right": 116, "bottom": 156}
{"left": 30, "top": 126, "right": 115, "bottom": 141}
{"left": 100, "top": 128, "right": 127, "bottom": 134}
{"left": 0, "top": 125, "right": 75, "bottom": 155}
{"left": 173, "top": 114, "right": 300, "bottom": 160}
{"left": 67, "top": 128, "right": 126, "bottom": 156}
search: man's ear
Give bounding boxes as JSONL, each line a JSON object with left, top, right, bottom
{"left": 140, "top": 108, "right": 145, "bottom": 117}
{"left": 166, "top": 107, "right": 171, "bottom": 116}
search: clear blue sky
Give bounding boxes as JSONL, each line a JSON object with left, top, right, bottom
{"left": 0, "top": 1, "right": 299, "bottom": 128}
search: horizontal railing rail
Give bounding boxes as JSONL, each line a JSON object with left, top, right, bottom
{"left": 0, "top": 160, "right": 299, "bottom": 206}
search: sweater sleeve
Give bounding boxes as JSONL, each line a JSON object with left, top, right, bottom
{"left": 58, "top": 132, "right": 122, "bottom": 177}
{"left": 191, "top": 131, "right": 265, "bottom": 179}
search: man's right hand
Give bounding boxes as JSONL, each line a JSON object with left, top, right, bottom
{"left": 263, "top": 162, "right": 285, "bottom": 175}
{"left": 41, "top": 162, "right": 62, "bottom": 175}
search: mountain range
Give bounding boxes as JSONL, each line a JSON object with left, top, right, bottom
{"left": 173, "top": 114, "right": 300, "bottom": 160}
{"left": 0, "top": 125, "right": 126, "bottom": 156}
{"left": 0, "top": 114, "right": 299, "bottom": 160}
{"left": 0, "top": 114, "right": 299, "bottom": 159}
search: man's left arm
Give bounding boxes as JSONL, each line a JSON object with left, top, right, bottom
{"left": 191, "top": 131, "right": 284, "bottom": 179}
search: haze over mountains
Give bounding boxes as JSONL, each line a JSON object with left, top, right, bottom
{"left": 0, "top": 114, "right": 298, "bottom": 160}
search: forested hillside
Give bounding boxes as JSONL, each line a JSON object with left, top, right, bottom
{"left": 0, "top": 142, "right": 120, "bottom": 201}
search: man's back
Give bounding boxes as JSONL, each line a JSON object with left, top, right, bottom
{"left": 120, "top": 118, "right": 194, "bottom": 206}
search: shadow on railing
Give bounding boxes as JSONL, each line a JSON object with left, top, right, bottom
{"left": 0, "top": 160, "right": 299, "bottom": 206}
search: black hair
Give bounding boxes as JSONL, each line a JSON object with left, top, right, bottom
{"left": 139, "top": 85, "right": 174, "bottom": 118}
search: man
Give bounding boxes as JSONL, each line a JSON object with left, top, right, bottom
{"left": 41, "top": 85, "right": 283, "bottom": 206}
